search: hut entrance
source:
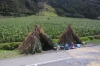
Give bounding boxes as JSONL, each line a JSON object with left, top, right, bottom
{"left": 39, "top": 34, "right": 53, "bottom": 51}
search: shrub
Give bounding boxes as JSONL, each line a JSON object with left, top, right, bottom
{"left": 80, "top": 37, "right": 90, "bottom": 41}
{"left": 0, "top": 42, "right": 22, "bottom": 50}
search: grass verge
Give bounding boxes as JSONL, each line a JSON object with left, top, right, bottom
{"left": 0, "top": 50, "right": 22, "bottom": 59}
{"left": 87, "top": 39, "right": 100, "bottom": 45}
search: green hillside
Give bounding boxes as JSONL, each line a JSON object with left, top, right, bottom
{"left": 48, "top": 0, "right": 100, "bottom": 19}
{"left": 0, "top": 0, "right": 100, "bottom": 19}
{"left": 37, "top": 5, "right": 58, "bottom": 16}
{"left": 0, "top": 0, "right": 39, "bottom": 16}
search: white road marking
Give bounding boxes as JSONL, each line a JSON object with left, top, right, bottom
{"left": 35, "top": 64, "right": 37, "bottom": 66}
{"left": 26, "top": 57, "right": 71, "bottom": 66}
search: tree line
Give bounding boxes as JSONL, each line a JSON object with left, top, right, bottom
{"left": 0, "top": 0, "right": 39, "bottom": 17}
{"left": 0, "top": 0, "right": 100, "bottom": 19}
{"left": 48, "top": 0, "right": 100, "bottom": 19}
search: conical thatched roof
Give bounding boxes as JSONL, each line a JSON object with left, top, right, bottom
{"left": 19, "top": 25, "right": 55, "bottom": 54}
{"left": 58, "top": 25, "right": 82, "bottom": 46}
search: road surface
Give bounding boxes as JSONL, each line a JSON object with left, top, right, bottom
{"left": 0, "top": 45, "right": 100, "bottom": 66}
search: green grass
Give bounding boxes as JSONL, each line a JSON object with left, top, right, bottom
{"left": 37, "top": 5, "right": 57, "bottom": 16}
{"left": 42, "top": 12, "right": 58, "bottom": 16}
{"left": 0, "top": 42, "right": 22, "bottom": 59}
{"left": 0, "top": 15, "right": 100, "bottom": 43}
{"left": 0, "top": 50, "right": 22, "bottom": 59}
{"left": 80, "top": 37, "right": 91, "bottom": 42}
{"left": 53, "top": 39, "right": 58, "bottom": 43}
{"left": 80, "top": 36, "right": 100, "bottom": 45}
{"left": 0, "top": 50, "right": 4, "bottom": 52}
{"left": 88, "top": 39, "right": 100, "bottom": 45}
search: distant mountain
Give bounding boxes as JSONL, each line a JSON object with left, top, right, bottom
{"left": 0, "top": 0, "right": 100, "bottom": 19}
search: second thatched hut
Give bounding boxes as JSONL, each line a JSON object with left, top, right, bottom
{"left": 58, "top": 25, "right": 82, "bottom": 46}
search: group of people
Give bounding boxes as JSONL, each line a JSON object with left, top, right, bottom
{"left": 56, "top": 42, "right": 81, "bottom": 50}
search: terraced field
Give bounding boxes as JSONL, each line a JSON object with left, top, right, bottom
{"left": 0, "top": 15, "right": 100, "bottom": 43}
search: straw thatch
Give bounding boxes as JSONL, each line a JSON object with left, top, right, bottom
{"left": 58, "top": 25, "right": 82, "bottom": 46}
{"left": 19, "top": 25, "right": 55, "bottom": 54}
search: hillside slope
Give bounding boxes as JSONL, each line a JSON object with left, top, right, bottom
{"left": 0, "top": 0, "right": 100, "bottom": 19}
{"left": 48, "top": 0, "right": 100, "bottom": 19}
{"left": 37, "top": 5, "right": 58, "bottom": 16}
{"left": 0, "top": 0, "right": 39, "bottom": 16}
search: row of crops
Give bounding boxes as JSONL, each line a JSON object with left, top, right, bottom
{"left": 0, "top": 15, "right": 100, "bottom": 43}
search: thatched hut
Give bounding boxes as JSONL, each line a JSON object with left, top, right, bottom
{"left": 58, "top": 25, "right": 82, "bottom": 46}
{"left": 19, "top": 25, "right": 55, "bottom": 54}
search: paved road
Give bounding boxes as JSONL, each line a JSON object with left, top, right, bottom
{"left": 0, "top": 45, "right": 100, "bottom": 66}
